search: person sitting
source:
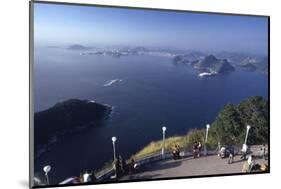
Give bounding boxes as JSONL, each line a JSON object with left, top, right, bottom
{"left": 172, "top": 144, "right": 181, "bottom": 160}
{"left": 219, "top": 147, "right": 226, "bottom": 158}
{"left": 129, "top": 158, "right": 136, "bottom": 174}
{"left": 172, "top": 144, "right": 177, "bottom": 160}
{"left": 193, "top": 142, "right": 198, "bottom": 158}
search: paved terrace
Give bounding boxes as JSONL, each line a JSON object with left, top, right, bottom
{"left": 120, "top": 145, "right": 268, "bottom": 181}
{"left": 58, "top": 145, "right": 268, "bottom": 185}
{"left": 121, "top": 155, "right": 267, "bottom": 181}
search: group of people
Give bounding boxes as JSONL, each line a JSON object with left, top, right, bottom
{"left": 113, "top": 155, "right": 139, "bottom": 179}
{"left": 217, "top": 143, "right": 267, "bottom": 167}
{"left": 218, "top": 146, "right": 235, "bottom": 164}
{"left": 192, "top": 142, "right": 202, "bottom": 158}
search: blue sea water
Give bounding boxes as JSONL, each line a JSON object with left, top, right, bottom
{"left": 33, "top": 47, "right": 268, "bottom": 183}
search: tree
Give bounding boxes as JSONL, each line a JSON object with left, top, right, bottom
{"left": 211, "top": 96, "right": 268, "bottom": 145}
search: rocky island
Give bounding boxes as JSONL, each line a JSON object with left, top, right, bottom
{"left": 193, "top": 54, "right": 235, "bottom": 74}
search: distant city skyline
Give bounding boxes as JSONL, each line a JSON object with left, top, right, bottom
{"left": 34, "top": 2, "right": 268, "bottom": 55}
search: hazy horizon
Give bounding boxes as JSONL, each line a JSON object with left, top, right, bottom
{"left": 34, "top": 3, "right": 268, "bottom": 55}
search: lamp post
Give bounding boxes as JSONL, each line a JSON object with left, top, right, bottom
{"left": 43, "top": 165, "right": 51, "bottom": 185}
{"left": 244, "top": 125, "right": 251, "bottom": 145}
{"left": 242, "top": 125, "right": 251, "bottom": 153}
{"left": 112, "top": 136, "right": 117, "bottom": 161}
{"left": 161, "top": 126, "right": 167, "bottom": 159}
{"left": 204, "top": 124, "right": 210, "bottom": 156}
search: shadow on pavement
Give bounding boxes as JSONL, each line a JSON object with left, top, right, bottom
{"left": 142, "top": 159, "right": 183, "bottom": 172}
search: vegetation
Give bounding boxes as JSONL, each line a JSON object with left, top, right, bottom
{"left": 133, "top": 129, "right": 218, "bottom": 160}
{"left": 133, "top": 96, "right": 268, "bottom": 159}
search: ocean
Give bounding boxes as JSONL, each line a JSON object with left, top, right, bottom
{"left": 33, "top": 46, "right": 268, "bottom": 183}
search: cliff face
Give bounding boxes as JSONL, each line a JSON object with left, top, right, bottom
{"left": 34, "top": 99, "right": 111, "bottom": 147}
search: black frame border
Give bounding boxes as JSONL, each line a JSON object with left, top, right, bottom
{"left": 29, "top": 1, "right": 270, "bottom": 188}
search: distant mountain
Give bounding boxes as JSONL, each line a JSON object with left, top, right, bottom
{"left": 215, "top": 51, "right": 250, "bottom": 65}
{"left": 193, "top": 55, "right": 235, "bottom": 74}
{"left": 240, "top": 56, "right": 268, "bottom": 74}
{"left": 172, "top": 52, "right": 205, "bottom": 65}
{"left": 239, "top": 63, "right": 257, "bottom": 72}
{"left": 255, "top": 56, "right": 268, "bottom": 74}
{"left": 34, "top": 99, "right": 111, "bottom": 147}
{"left": 241, "top": 57, "right": 259, "bottom": 64}
{"left": 172, "top": 55, "right": 189, "bottom": 64}
{"left": 67, "top": 44, "right": 91, "bottom": 50}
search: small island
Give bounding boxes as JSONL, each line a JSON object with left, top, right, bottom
{"left": 67, "top": 44, "right": 92, "bottom": 50}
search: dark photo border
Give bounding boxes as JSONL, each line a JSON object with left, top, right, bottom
{"left": 29, "top": 1, "right": 270, "bottom": 188}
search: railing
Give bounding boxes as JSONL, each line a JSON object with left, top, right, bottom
{"left": 59, "top": 144, "right": 266, "bottom": 185}
{"left": 93, "top": 149, "right": 219, "bottom": 183}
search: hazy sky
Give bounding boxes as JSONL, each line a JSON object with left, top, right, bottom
{"left": 34, "top": 2, "right": 268, "bottom": 55}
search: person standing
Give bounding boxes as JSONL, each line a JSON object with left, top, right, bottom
{"left": 198, "top": 142, "right": 202, "bottom": 157}
{"left": 113, "top": 158, "right": 121, "bottom": 179}
{"left": 228, "top": 146, "right": 234, "bottom": 164}
{"left": 119, "top": 155, "right": 126, "bottom": 174}
{"left": 261, "top": 144, "right": 266, "bottom": 159}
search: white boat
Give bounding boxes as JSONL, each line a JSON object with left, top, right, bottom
{"left": 103, "top": 79, "right": 122, "bottom": 87}
{"left": 198, "top": 71, "right": 217, "bottom": 77}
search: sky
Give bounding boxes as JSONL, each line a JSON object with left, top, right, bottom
{"left": 34, "top": 2, "right": 268, "bottom": 55}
